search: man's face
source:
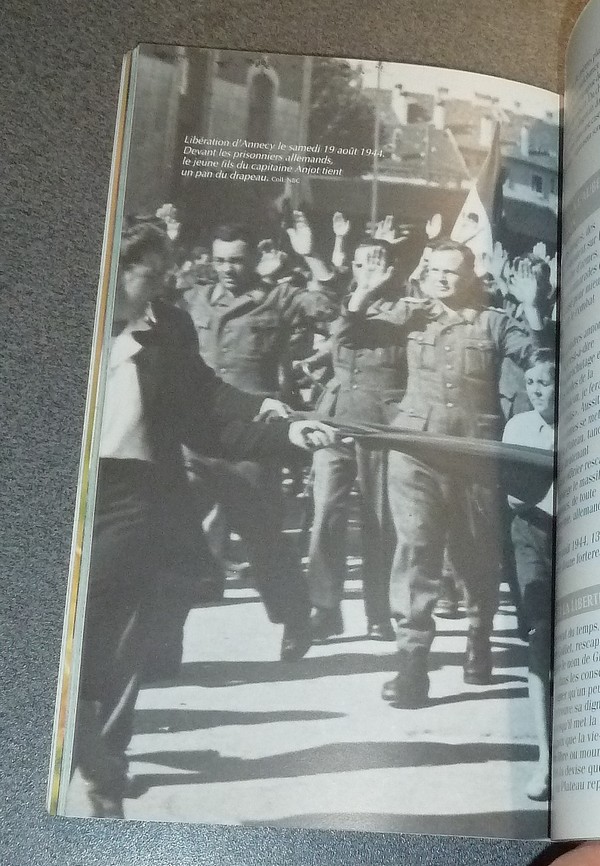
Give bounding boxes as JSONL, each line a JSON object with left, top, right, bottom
{"left": 525, "top": 361, "right": 555, "bottom": 423}
{"left": 212, "top": 238, "right": 253, "bottom": 294}
{"left": 420, "top": 248, "right": 474, "bottom": 304}
{"left": 116, "top": 250, "right": 167, "bottom": 319}
{"left": 352, "top": 244, "right": 388, "bottom": 287}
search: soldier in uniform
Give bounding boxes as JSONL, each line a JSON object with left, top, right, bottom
{"left": 178, "top": 219, "right": 337, "bottom": 661}
{"left": 305, "top": 237, "right": 406, "bottom": 641}
{"left": 338, "top": 239, "right": 553, "bottom": 707}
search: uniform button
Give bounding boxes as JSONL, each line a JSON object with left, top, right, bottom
{"left": 446, "top": 401, "right": 454, "bottom": 408}
{"left": 444, "top": 345, "right": 451, "bottom": 352}
{"left": 354, "top": 368, "right": 360, "bottom": 374}
{"left": 446, "top": 363, "right": 453, "bottom": 370}
{"left": 418, "top": 336, "right": 424, "bottom": 343}
{"left": 352, "top": 384, "right": 358, "bottom": 390}
{"left": 445, "top": 382, "right": 453, "bottom": 389}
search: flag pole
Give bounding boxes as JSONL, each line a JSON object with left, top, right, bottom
{"left": 370, "top": 61, "right": 383, "bottom": 227}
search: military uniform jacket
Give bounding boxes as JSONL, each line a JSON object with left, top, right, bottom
{"left": 316, "top": 297, "right": 407, "bottom": 425}
{"left": 338, "top": 298, "right": 550, "bottom": 441}
{"left": 179, "top": 278, "right": 336, "bottom": 397}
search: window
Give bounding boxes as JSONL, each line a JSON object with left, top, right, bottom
{"left": 247, "top": 70, "right": 275, "bottom": 142}
{"left": 531, "top": 174, "right": 543, "bottom": 193}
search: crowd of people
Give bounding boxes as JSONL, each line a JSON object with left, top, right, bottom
{"left": 69, "top": 199, "right": 557, "bottom": 818}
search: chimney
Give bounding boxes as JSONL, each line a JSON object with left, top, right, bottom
{"left": 433, "top": 100, "right": 445, "bottom": 131}
{"left": 480, "top": 115, "right": 494, "bottom": 148}
{"left": 520, "top": 125, "right": 530, "bottom": 157}
{"left": 393, "top": 84, "right": 409, "bottom": 125}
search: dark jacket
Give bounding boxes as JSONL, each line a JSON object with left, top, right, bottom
{"left": 131, "top": 300, "right": 296, "bottom": 469}
{"left": 127, "top": 300, "right": 297, "bottom": 567}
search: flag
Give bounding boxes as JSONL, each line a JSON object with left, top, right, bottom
{"left": 451, "top": 121, "right": 503, "bottom": 276}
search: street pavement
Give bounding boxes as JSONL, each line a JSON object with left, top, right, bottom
{"left": 123, "top": 564, "right": 548, "bottom": 839}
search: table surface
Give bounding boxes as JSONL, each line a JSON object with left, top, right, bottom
{"left": 1, "top": 0, "right": 588, "bottom": 863}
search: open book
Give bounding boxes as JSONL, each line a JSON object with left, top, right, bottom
{"left": 47, "top": 0, "right": 600, "bottom": 841}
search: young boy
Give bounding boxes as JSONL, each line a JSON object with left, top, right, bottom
{"left": 502, "top": 348, "right": 556, "bottom": 800}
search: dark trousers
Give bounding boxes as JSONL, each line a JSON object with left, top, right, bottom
{"left": 387, "top": 452, "right": 501, "bottom": 658}
{"left": 74, "top": 459, "right": 159, "bottom": 797}
{"left": 307, "top": 443, "right": 392, "bottom": 623}
{"left": 511, "top": 511, "right": 553, "bottom": 678}
{"left": 185, "top": 452, "right": 310, "bottom": 627}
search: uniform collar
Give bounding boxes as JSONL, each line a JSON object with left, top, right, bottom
{"left": 209, "top": 280, "right": 268, "bottom": 308}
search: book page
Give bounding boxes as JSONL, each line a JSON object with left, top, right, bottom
{"left": 51, "top": 43, "right": 559, "bottom": 839}
{"left": 552, "top": 0, "right": 600, "bottom": 842}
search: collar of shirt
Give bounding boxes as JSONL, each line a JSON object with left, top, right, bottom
{"left": 532, "top": 414, "right": 555, "bottom": 445}
{"left": 210, "top": 281, "right": 269, "bottom": 308}
{"left": 108, "top": 315, "right": 152, "bottom": 368}
{"left": 430, "top": 303, "right": 479, "bottom": 327}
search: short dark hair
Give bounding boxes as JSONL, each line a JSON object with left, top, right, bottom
{"left": 120, "top": 217, "right": 172, "bottom": 269}
{"left": 429, "top": 238, "right": 476, "bottom": 273}
{"left": 526, "top": 348, "right": 555, "bottom": 371}
{"left": 212, "top": 223, "right": 254, "bottom": 246}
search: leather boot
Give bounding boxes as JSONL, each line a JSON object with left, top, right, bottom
{"left": 310, "top": 607, "right": 344, "bottom": 642}
{"left": 463, "top": 627, "right": 492, "bottom": 685}
{"left": 382, "top": 650, "right": 430, "bottom": 708}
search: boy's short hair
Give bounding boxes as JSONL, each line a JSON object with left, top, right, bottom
{"left": 526, "top": 347, "right": 555, "bottom": 370}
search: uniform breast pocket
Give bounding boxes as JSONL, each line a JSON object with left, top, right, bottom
{"left": 407, "top": 331, "right": 437, "bottom": 371}
{"left": 192, "top": 316, "right": 212, "bottom": 350}
{"left": 249, "top": 317, "right": 281, "bottom": 355}
{"left": 463, "top": 339, "right": 495, "bottom": 379}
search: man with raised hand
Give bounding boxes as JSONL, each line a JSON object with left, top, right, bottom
{"left": 178, "top": 215, "right": 338, "bottom": 664}
{"left": 339, "top": 238, "right": 552, "bottom": 708}
{"left": 306, "top": 231, "right": 407, "bottom": 642}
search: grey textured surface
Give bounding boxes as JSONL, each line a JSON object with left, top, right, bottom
{"left": 0, "top": 0, "right": 587, "bottom": 863}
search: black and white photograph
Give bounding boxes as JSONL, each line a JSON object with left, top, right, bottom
{"left": 51, "top": 44, "right": 559, "bottom": 838}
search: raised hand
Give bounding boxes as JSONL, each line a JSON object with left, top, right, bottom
{"left": 348, "top": 245, "right": 394, "bottom": 312}
{"left": 256, "top": 239, "right": 287, "bottom": 279}
{"left": 332, "top": 211, "right": 350, "bottom": 237}
{"left": 548, "top": 253, "right": 558, "bottom": 290}
{"left": 489, "top": 241, "right": 509, "bottom": 281}
{"left": 287, "top": 210, "right": 313, "bottom": 257}
{"left": 425, "top": 212, "right": 442, "bottom": 240}
{"left": 373, "top": 215, "right": 410, "bottom": 246}
{"left": 512, "top": 258, "right": 543, "bottom": 307}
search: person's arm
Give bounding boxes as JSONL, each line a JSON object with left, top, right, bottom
{"left": 336, "top": 294, "right": 434, "bottom": 350}
{"left": 491, "top": 308, "right": 555, "bottom": 368}
{"left": 511, "top": 257, "right": 554, "bottom": 335}
{"left": 331, "top": 212, "right": 350, "bottom": 270}
{"left": 168, "top": 321, "right": 336, "bottom": 460}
